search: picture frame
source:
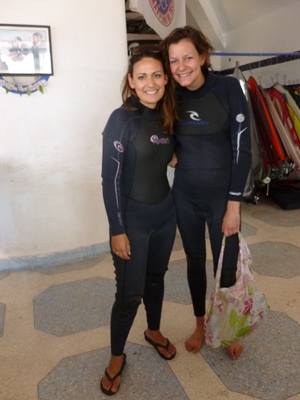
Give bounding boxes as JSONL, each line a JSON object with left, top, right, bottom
{"left": 0, "top": 24, "right": 53, "bottom": 76}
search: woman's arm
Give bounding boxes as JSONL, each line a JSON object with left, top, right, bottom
{"left": 102, "top": 108, "right": 131, "bottom": 236}
{"left": 223, "top": 78, "right": 251, "bottom": 236}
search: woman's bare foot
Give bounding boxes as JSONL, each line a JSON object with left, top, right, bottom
{"left": 144, "top": 329, "right": 176, "bottom": 359}
{"left": 226, "top": 342, "right": 243, "bottom": 360}
{"left": 100, "top": 354, "right": 125, "bottom": 395}
{"left": 185, "top": 316, "right": 205, "bottom": 354}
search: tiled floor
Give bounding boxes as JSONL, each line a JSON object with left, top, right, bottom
{"left": 0, "top": 195, "right": 300, "bottom": 400}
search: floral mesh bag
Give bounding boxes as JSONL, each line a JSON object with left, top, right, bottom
{"left": 205, "top": 233, "right": 269, "bottom": 348}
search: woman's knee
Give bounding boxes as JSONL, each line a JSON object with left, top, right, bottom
{"left": 145, "top": 273, "right": 164, "bottom": 289}
{"left": 114, "top": 295, "right": 142, "bottom": 318}
{"left": 186, "top": 254, "right": 206, "bottom": 272}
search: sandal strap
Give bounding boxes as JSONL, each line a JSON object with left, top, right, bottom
{"left": 155, "top": 338, "right": 170, "bottom": 351}
{"left": 104, "top": 368, "right": 114, "bottom": 383}
{"left": 104, "top": 354, "right": 126, "bottom": 383}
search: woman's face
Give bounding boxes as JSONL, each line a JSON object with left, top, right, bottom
{"left": 128, "top": 57, "right": 168, "bottom": 109}
{"left": 168, "top": 39, "right": 205, "bottom": 90}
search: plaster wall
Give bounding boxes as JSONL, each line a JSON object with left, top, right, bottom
{"left": 220, "top": 2, "right": 300, "bottom": 88}
{"left": 187, "top": 1, "right": 300, "bottom": 87}
{"left": 2, "top": 0, "right": 300, "bottom": 270}
{"left": 0, "top": 0, "right": 127, "bottom": 269}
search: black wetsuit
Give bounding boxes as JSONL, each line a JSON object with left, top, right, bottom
{"left": 173, "top": 72, "right": 251, "bottom": 317}
{"left": 102, "top": 97, "right": 176, "bottom": 356}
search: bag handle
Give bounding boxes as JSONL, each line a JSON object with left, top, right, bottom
{"left": 214, "top": 233, "right": 251, "bottom": 290}
{"left": 214, "top": 235, "right": 226, "bottom": 289}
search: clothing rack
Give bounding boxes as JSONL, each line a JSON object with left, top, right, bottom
{"left": 212, "top": 50, "right": 300, "bottom": 76}
{"left": 222, "top": 52, "right": 300, "bottom": 208}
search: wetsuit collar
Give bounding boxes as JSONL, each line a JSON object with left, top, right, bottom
{"left": 126, "top": 96, "right": 159, "bottom": 120}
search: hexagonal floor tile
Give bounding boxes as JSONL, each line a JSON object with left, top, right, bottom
{"left": 33, "top": 277, "right": 115, "bottom": 336}
{"left": 241, "top": 221, "right": 258, "bottom": 237}
{"left": 35, "top": 256, "right": 105, "bottom": 275}
{"left": 38, "top": 343, "right": 189, "bottom": 400}
{"left": 200, "top": 311, "right": 300, "bottom": 400}
{"left": 252, "top": 208, "right": 300, "bottom": 227}
{"left": 0, "top": 272, "right": 10, "bottom": 281}
{"left": 248, "top": 241, "right": 300, "bottom": 278}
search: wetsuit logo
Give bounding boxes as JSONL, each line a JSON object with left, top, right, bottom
{"left": 229, "top": 191, "right": 242, "bottom": 196}
{"left": 186, "top": 111, "right": 201, "bottom": 121}
{"left": 236, "top": 113, "right": 245, "bottom": 123}
{"left": 149, "top": 0, "right": 174, "bottom": 27}
{"left": 114, "top": 141, "right": 124, "bottom": 152}
{"left": 150, "top": 135, "right": 170, "bottom": 144}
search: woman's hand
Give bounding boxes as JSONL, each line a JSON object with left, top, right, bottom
{"left": 168, "top": 152, "right": 178, "bottom": 168}
{"left": 222, "top": 201, "right": 241, "bottom": 237}
{"left": 111, "top": 234, "right": 131, "bottom": 260}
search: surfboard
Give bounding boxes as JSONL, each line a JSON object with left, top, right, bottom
{"left": 248, "top": 76, "right": 289, "bottom": 180}
{"left": 263, "top": 89, "right": 300, "bottom": 169}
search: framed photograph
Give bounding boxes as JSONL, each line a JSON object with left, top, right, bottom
{"left": 0, "top": 24, "right": 53, "bottom": 75}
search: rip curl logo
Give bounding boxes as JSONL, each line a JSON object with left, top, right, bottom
{"left": 187, "top": 110, "right": 201, "bottom": 121}
{"left": 114, "top": 141, "right": 124, "bottom": 152}
{"left": 182, "top": 110, "right": 208, "bottom": 126}
{"left": 150, "top": 135, "right": 170, "bottom": 145}
{"left": 149, "top": 0, "right": 174, "bottom": 27}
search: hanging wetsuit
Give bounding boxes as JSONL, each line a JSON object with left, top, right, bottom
{"left": 173, "top": 71, "right": 251, "bottom": 317}
{"left": 102, "top": 96, "right": 176, "bottom": 356}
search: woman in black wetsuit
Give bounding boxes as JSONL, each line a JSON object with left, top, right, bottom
{"left": 100, "top": 45, "right": 177, "bottom": 395}
{"left": 162, "top": 26, "right": 251, "bottom": 360}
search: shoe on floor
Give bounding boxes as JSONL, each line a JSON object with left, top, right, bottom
{"left": 144, "top": 331, "right": 176, "bottom": 360}
{"left": 100, "top": 353, "right": 126, "bottom": 396}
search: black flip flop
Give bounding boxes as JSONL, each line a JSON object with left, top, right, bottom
{"left": 144, "top": 331, "right": 176, "bottom": 360}
{"left": 100, "top": 353, "right": 126, "bottom": 396}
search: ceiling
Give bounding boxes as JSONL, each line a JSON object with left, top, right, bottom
{"left": 207, "top": 0, "right": 300, "bottom": 33}
{"left": 126, "top": 0, "right": 300, "bottom": 48}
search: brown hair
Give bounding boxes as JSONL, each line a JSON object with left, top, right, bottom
{"left": 161, "top": 26, "right": 215, "bottom": 76}
{"left": 122, "top": 45, "right": 177, "bottom": 135}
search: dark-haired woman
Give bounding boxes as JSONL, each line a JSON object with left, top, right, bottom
{"left": 100, "top": 45, "right": 177, "bottom": 395}
{"left": 161, "top": 26, "right": 251, "bottom": 360}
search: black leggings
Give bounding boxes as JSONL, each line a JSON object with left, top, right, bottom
{"left": 110, "top": 192, "right": 176, "bottom": 356}
{"left": 173, "top": 168, "right": 239, "bottom": 317}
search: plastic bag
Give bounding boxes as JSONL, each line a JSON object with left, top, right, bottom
{"left": 205, "top": 233, "right": 269, "bottom": 348}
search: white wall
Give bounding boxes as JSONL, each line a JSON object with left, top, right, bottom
{"left": 0, "top": 0, "right": 128, "bottom": 269}
{"left": 219, "top": 2, "right": 300, "bottom": 88}
{"left": 186, "top": 2, "right": 300, "bottom": 88}
{"left": 2, "top": 1, "right": 300, "bottom": 270}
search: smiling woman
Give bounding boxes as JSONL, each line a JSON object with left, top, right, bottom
{"left": 100, "top": 44, "right": 177, "bottom": 395}
{"left": 168, "top": 39, "right": 206, "bottom": 90}
{"left": 127, "top": 57, "right": 168, "bottom": 109}
{"left": 161, "top": 25, "right": 252, "bottom": 361}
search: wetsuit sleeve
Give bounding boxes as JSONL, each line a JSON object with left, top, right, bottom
{"left": 228, "top": 78, "right": 252, "bottom": 201}
{"left": 101, "top": 108, "right": 131, "bottom": 236}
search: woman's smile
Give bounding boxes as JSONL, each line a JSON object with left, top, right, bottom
{"left": 128, "top": 57, "right": 168, "bottom": 108}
